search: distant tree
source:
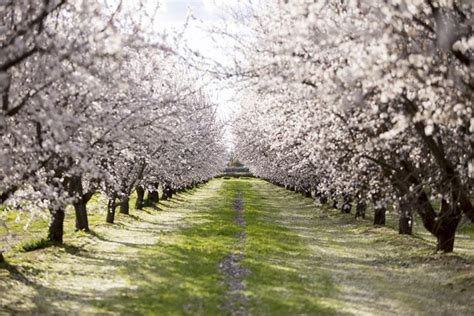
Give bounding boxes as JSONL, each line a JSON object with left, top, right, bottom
{"left": 228, "top": 0, "right": 473, "bottom": 252}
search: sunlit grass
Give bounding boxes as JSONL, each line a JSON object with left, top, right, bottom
{"left": 0, "top": 178, "right": 473, "bottom": 315}
{"left": 98, "top": 181, "right": 238, "bottom": 314}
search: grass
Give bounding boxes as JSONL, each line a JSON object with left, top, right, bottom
{"left": 98, "top": 181, "right": 239, "bottom": 315}
{"left": 98, "top": 179, "right": 337, "bottom": 315}
{"left": 0, "top": 178, "right": 473, "bottom": 315}
{"left": 458, "top": 222, "right": 474, "bottom": 237}
{"left": 235, "top": 179, "right": 337, "bottom": 315}
{"left": 17, "top": 238, "right": 57, "bottom": 252}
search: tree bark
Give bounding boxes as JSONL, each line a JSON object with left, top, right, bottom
{"left": 162, "top": 184, "right": 172, "bottom": 200}
{"left": 135, "top": 186, "right": 145, "bottom": 209}
{"left": 106, "top": 194, "right": 117, "bottom": 224}
{"left": 434, "top": 198, "right": 461, "bottom": 252}
{"left": 73, "top": 191, "right": 94, "bottom": 232}
{"left": 74, "top": 200, "right": 89, "bottom": 232}
{"left": 147, "top": 190, "right": 159, "bottom": 202}
{"left": 403, "top": 99, "right": 474, "bottom": 221}
{"left": 147, "top": 183, "right": 160, "bottom": 204}
{"left": 398, "top": 201, "right": 413, "bottom": 235}
{"left": 120, "top": 196, "right": 129, "bottom": 215}
{"left": 319, "top": 195, "right": 328, "bottom": 204}
{"left": 48, "top": 208, "right": 65, "bottom": 243}
{"left": 436, "top": 228, "right": 456, "bottom": 252}
{"left": 341, "top": 194, "right": 351, "bottom": 214}
{"left": 355, "top": 201, "right": 366, "bottom": 219}
{"left": 373, "top": 205, "right": 386, "bottom": 225}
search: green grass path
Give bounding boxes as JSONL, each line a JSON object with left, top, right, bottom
{"left": 1, "top": 178, "right": 473, "bottom": 315}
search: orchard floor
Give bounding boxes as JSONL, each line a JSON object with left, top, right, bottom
{"left": 1, "top": 178, "right": 473, "bottom": 315}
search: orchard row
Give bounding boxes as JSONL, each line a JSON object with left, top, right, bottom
{"left": 0, "top": 1, "right": 225, "bottom": 261}
{"left": 231, "top": 0, "right": 473, "bottom": 252}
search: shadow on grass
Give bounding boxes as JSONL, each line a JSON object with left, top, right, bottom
{"left": 232, "top": 180, "right": 338, "bottom": 315}
{"left": 16, "top": 237, "right": 82, "bottom": 255}
{"left": 95, "top": 179, "right": 339, "bottom": 315}
{"left": 94, "top": 185, "right": 237, "bottom": 315}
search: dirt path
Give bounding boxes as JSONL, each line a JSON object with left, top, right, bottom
{"left": 219, "top": 192, "right": 248, "bottom": 316}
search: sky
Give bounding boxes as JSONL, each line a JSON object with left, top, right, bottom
{"left": 109, "top": 0, "right": 251, "bottom": 148}
{"left": 152, "top": 0, "right": 245, "bottom": 147}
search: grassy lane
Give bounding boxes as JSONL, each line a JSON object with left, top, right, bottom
{"left": 0, "top": 181, "right": 229, "bottom": 314}
{"left": 245, "top": 179, "right": 474, "bottom": 315}
{"left": 98, "top": 178, "right": 339, "bottom": 315}
{"left": 1, "top": 177, "right": 473, "bottom": 315}
{"left": 235, "top": 179, "right": 337, "bottom": 315}
{"left": 100, "top": 180, "right": 242, "bottom": 314}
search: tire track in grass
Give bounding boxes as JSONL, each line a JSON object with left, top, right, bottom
{"left": 219, "top": 191, "right": 249, "bottom": 316}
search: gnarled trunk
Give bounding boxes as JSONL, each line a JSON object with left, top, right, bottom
{"left": 147, "top": 183, "right": 160, "bottom": 204}
{"left": 68, "top": 175, "right": 94, "bottom": 232}
{"left": 106, "top": 194, "right": 117, "bottom": 224}
{"left": 398, "top": 201, "right": 413, "bottom": 235}
{"left": 162, "top": 184, "right": 172, "bottom": 200}
{"left": 341, "top": 194, "right": 351, "bottom": 214}
{"left": 48, "top": 208, "right": 65, "bottom": 243}
{"left": 436, "top": 227, "right": 457, "bottom": 252}
{"left": 355, "top": 201, "right": 366, "bottom": 219}
{"left": 74, "top": 200, "right": 89, "bottom": 232}
{"left": 373, "top": 205, "right": 386, "bottom": 225}
{"left": 147, "top": 190, "right": 159, "bottom": 202}
{"left": 120, "top": 196, "right": 129, "bottom": 215}
{"left": 319, "top": 195, "right": 328, "bottom": 205}
{"left": 135, "top": 186, "right": 145, "bottom": 209}
{"left": 73, "top": 192, "right": 94, "bottom": 232}
{"left": 434, "top": 199, "right": 461, "bottom": 252}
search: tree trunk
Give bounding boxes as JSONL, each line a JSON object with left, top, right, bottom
{"left": 162, "top": 185, "right": 171, "bottom": 200}
{"left": 373, "top": 205, "right": 386, "bottom": 225}
{"left": 74, "top": 200, "right": 89, "bottom": 232}
{"left": 406, "top": 109, "right": 474, "bottom": 222}
{"left": 341, "top": 195, "right": 351, "bottom": 214}
{"left": 0, "top": 252, "right": 4, "bottom": 263}
{"left": 135, "top": 186, "right": 145, "bottom": 209}
{"left": 332, "top": 198, "right": 338, "bottom": 209}
{"left": 436, "top": 228, "right": 456, "bottom": 252}
{"left": 68, "top": 176, "right": 92, "bottom": 232}
{"left": 355, "top": 201, "right": 366, "bottom": 219}
{"left": 319, "top": 195, "right": 328, "bottom": 205}
{"left": 48, "top": 208, "right": 65, "bottom": 243}
{"left": 106, "top": 195, "right": 117, "bottom": 224}
{"left": 304, "top": 190, "right": 312, "bottom": 198}
{"left": 398, "top": 202, "right": 413, "bottom": 235}
{"left": 435, "top": 199, "right": 461, "bottom": 252}
{"left": 120, "top": 196, "right": 129, "bottom": 215}
{"left": 147, "top": 183, "right": 160, "bottom": 204}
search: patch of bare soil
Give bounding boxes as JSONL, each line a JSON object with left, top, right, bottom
{"left": 219, "top": 192, "right": 249, "bottom": 316}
